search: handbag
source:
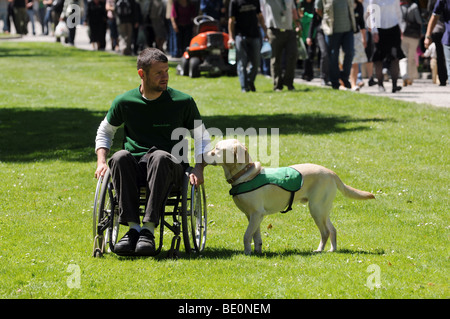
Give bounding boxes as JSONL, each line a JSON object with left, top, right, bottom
{"left": 297, "top": 35, "right": 307, "bottom": 60}
{"left": 54, "top": 21, "right": 69, "bottom": 38}
{"left": 260, "top": 40, "right": 272, "bottom": 59}
{"left": 402, "top": 5, "right": 421, "bottom": 38}
{"left": 403, "top": 21, "right": 421, "bottom": 38}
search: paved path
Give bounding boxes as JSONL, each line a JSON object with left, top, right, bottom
{"left": 293, "top": 74, "right": 450, "bottom": 108}
{"left": 4, "top": 24, "right": 449, "bottom": 108}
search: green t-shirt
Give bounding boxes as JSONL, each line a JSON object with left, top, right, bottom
{"left": 107, "top": 86, "right": 202, "bottom": 158}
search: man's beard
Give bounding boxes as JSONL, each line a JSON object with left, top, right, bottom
{"left": 146, "top": 78, "right": 167, "bottom": 92}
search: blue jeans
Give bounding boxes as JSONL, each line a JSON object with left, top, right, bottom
{"left": 235, "top": 35, "right": 261, "bottom": 90}
{"left": 325, "top": 30, "right": 354, "bottom": 88}
{"left": 0, "top": 8, "right": 8, "bottom": 32}
{"left": 443, "top": 44, "right": 450, "bottom": 82}
{"left": 167, "top": 21, "right": 178, "bottom": 57}
{"left": 43, "top": 7, "right": 52, "bottom": 35}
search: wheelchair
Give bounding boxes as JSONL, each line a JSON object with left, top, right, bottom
{"left": 92, "top": 166, "right": 207, "bottom": 258}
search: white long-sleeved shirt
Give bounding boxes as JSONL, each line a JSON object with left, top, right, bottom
{"left": 366, "top": 0, "right": 402, "bottom": 33}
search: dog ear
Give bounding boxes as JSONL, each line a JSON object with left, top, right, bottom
{"left": 234, "top": 142, "right": 249, "bottom": 164}
{"left": 232, "top": 143, "right": 239, "bottom": 163}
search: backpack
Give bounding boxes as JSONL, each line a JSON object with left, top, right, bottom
{"left": 116, "top": 0, "right": 132, "bottom": 18}
{"left": 402, "top": 3, "right": 421, "bottom": 39}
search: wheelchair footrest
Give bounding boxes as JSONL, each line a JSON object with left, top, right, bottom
{"left": 167, "top": 235, "right": 181, "bottom": 259}
{"left": 92, "top": 235, "right": 105, "bottom": 257}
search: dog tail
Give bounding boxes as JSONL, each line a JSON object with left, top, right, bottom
{"left": 334, "top": 174, "right": 375, "bottom": 200}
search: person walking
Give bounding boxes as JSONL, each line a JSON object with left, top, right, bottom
{"left": 12, "top": 0, "right": 28, "bottom": 34}
{"left": 261, "top": 0, "right": 301, "bottom": 91}
{"left": 86, "top": 0, "right": 107, "bottom": 50}
{"left": 349, "top": 0, "right": 367, "bottom": 91}
{"left": 299, "top": 0, "right": 316, "bottom": 81}
{"left": 170, "top": 0, "right": 197, "bottom": 57}
{"left": 399, "top": 0, "right": 422, "bottom": 87}
{"left": 228, "top": 0, "right": 268, "bottom": 92}
{"left": 426, "top": 0, "right": 448, "bottom": 86}
{"left": 315, "top": 0, "right": 357, "bottom": 90}
{"left": 367, "top": 0, "right": 405, "bottom": 93}
{"left": 116, "top": 0, "right": 138, "bottom": 55}
{"left": 425, "top": 0, "right": 450, "bottom": 84}
{"left": 306, "top": 8, "right": 330, "bottom": 85}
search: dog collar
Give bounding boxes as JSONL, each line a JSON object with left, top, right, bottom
{"left": 227, "top": 163, "right": 255, "bottom": 184}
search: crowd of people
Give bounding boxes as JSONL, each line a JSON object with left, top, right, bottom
{"left": 1, "top": 0, "right": 449, "bottom": 90}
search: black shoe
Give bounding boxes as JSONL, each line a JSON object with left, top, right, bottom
{"left": 392, "top": 85, "right": 402, "bottom": 93}
{"left": 114, "top": 229, "right": 139, "bottom": 256}
{"left": 135, "top": 229, "right": 156, "bottom": 256}
{"left": 321, "top": 79, "right": 331, "bottom": 86}
{"left": 368, "top": 77, "right": 378, "bottom": 86}
{"left": 342, "top": 80, "right": 351, "bottom": 89}
{"left": 248, "top": 82, "right": 256, "bottom": 92}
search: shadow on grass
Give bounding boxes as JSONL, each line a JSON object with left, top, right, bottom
{"left": 0, "top": 107, "right": 389, "bottom": 162}
{"left": 0, "top": 107, "right": 123, "bottom": 162}
{"left": 336, "top": 248, "right": 386, "bottom": 255}
{"left": 195, "top": 247, "right": 315, "bottom": 259}
{"left": 0, "top": 44, "right": 59, "bottom": 58}
{"left": 0, "top": 42, "right": 124, "bottom": 59}
{"left": 113, "top": 246, "right": 386, "bottom": 261}
{"left": 203, "top": 113, "right": 389, "bottom": 135}
{"left": 189, "top": 247, "right": 386, "bottom": 259}
{"left": 114, "top": 248, "right": 312, "bottom": 261}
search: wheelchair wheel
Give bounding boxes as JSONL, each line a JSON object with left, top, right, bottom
{"left": 181, "top": 170, "right": 207, "bottom": 253}
{"left": 92, "top": 169, "right": 120, "bottom": 257}
{"left": 189, "top": 183, "right": 207, "bottom": 252}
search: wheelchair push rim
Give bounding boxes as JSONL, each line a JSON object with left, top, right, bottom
{"left": 92, "top": 169, "right": 120, "bottom": 257}
{"left": 181, "top": 169, "right": 207, "bottom": 254}
{"left": 190, "top": 183, "right": 207, "bottom": 252}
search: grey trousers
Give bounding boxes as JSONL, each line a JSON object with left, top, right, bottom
{"left": 268, "top": 28, "right": 298, "bottom": 90}
{"left": 109, "top": 149, "right": 184, "bottom": 227}
{"left": 118, "top": 22, "right": 133, "bottom": 55}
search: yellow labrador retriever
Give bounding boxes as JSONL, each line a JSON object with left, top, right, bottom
{"left": 205, "top": 139, "right": 375, "bottom": 255}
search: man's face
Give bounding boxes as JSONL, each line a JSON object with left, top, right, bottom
{"left": 142, "top": 61, "right": 169, "bottom": 92}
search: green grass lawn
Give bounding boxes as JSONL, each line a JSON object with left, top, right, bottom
{"left": 0, "top": 42, "right": 448, "bottom": 300}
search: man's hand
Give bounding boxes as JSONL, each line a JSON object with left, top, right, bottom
{"left": 95, "top": 148, "right": 109, "bottom": 179}
{"left": 95, "top": 162, "right": 108, "bottom": 179}
{"left": 189, "top": 163, "right": 205, "bottom": 187}
{"left": 424, "top": 36, "right": 432, "bottom": 49}
{"left": 372, "top": 32, "right": 379, "bottom": 43}
{"left": 424, "top": 15, "right": 439, "bottom": 49}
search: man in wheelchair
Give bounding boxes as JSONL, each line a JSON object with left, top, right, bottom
{"left": 94, "top": 48, "right": 211, "bottom": 256}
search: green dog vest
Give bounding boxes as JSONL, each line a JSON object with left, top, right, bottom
{"left": 229, "top": 167, "right": 303, "bottom": 213}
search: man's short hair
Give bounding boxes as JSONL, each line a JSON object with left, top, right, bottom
{"left": 137, "top": 48, "right": 168, "bottom": 73}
